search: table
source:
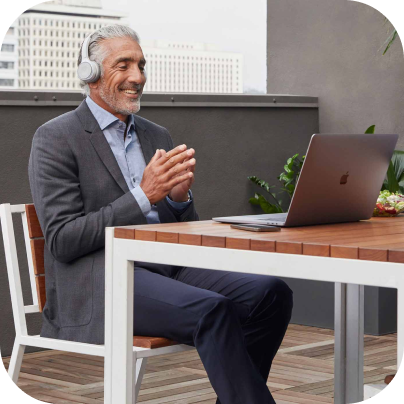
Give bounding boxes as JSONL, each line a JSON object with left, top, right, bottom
{"left": 104, "top": 218, "right": 404, "bottom": 404}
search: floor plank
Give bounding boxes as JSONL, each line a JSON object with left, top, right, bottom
{"left": 2, "top": 325, "right": 395, "bottom": 403}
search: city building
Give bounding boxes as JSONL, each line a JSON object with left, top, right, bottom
{"left": 17, "top": 0, "right": 124, "bottom": 91}
{"left": 0, "top": 23, "right": 19, "bottom": 89}
{"left": 142, "top": 40, "right": 243, "bottom": 94}
{"left": 13, "top": 0, "right": 243, "bottom": 93}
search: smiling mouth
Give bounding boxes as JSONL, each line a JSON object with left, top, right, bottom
{"left": 121, "top": 89, "right": 140, "bottom": 96}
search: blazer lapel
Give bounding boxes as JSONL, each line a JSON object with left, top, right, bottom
{"left": 89, "top": 127, "right": 130, "bottom": 193}
{"left": 134, "top": 115, "right": 154, "bottom": 164}
{"left": 76, "top": 101, "right": 129, "bottom": 194}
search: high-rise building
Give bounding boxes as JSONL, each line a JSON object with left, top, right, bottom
{"left": 0, "top": 23, "right": 19, "bottom": 89}
{"left": 142, "top": 40, "right": 243, "bottom": 94}
{"left": 13, "top": 0, "right": 243, "bottom": 94}
{"left": 17, "top": 0, "right": 124, "bottom": 90}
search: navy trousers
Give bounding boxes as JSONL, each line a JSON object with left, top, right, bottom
{"left": 133, "top": 263, "right": 293, "bottom": 404}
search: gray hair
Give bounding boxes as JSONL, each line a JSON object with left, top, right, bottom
{"left": 77, "top": 25, "right": 140, "bottom": 96}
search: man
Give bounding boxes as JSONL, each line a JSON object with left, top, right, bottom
{"left": 29, "top": 25, "right": 293, "bottom": 404}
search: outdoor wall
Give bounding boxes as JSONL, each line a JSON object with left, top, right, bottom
{"left": 267, "top": 0, "right": 404, "bottom": 144}
{"left": 267, "top": 0, "right": 402, "bottom": 334}
{"left": 0, "top": 91, "right": 318, "bottom": 357}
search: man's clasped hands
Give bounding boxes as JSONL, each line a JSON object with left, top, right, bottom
{"left": 140, "top": 144, "right": 196, "bottom": 204}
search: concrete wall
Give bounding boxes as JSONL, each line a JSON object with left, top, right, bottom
{"left": 267, "top": 0, "right": 402, "bottom": 334}
{"left": 268, "top": 0, "right": 404, "bottom": 146}
{"left": 0, "top": 91, "right": 318, "bottom": 357}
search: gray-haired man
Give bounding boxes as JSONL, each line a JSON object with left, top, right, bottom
{"left": 29, "top": 25, "right": 293, "bottom": 404}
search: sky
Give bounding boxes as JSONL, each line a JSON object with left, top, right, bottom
{"left": 101, "top": 0, "right": 267, "bottom": 93}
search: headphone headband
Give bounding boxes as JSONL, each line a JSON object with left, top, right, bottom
{"left": 81, "top": 34, "right": 92, "bottom": 61}
{"left": 77, "top": 33, "right": 100, "bottom": 83}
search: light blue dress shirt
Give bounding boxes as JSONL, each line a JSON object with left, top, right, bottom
{"left": 86, "top": 96, "right": 191, "bottom": 224}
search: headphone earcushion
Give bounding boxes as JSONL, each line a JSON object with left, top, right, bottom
{"left": 77, "top": 60, "right": 100, "bottom": 83}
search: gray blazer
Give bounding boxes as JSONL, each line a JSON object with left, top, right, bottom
{"left": 28, "top": 100, "right": 199, "bottom": 344}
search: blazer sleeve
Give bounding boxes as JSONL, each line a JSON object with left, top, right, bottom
{"left": 28, "top": 124, "right": 147, "bottom": 264}
{"left": 156, "top": 129, "right": 199, "bottom": 223}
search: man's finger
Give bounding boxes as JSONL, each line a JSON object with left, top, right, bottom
{"left": 162, "top": 149, "right": 195, "bottom": 170}
{"left": 166, "top": 158, "right": 196, "bottom": 179}
{"left": 156, "top": 149, "right": 164, "bottom": 160}
{"left": 169, "top": 171, "right": 193, "bottom": 188}
{"left": 187, "top": 158, "right": 196, "bottom": 173}
{"left": 150, "top": 149, "right": 163, "bottom": 164}
{"left": 157, "top": 144, "right": 187, "bottom": 165}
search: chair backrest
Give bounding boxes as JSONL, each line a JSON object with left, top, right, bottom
{"left": 0, "top": 203, "right": 46, "bottom": 338}
{"left": 25, "top": 204, "right": 46, "bottom": 312}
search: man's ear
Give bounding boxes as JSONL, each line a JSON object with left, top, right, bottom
{"left": 88, "top": 80, "right": 99, "bottom": 90}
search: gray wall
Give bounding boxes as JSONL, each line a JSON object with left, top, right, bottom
{"left": 0, "top": 91, "right": 318, "bottom": 357}
{"left": 268, "top": 0, "right": 404, "bottom": 146}
{"left": 267, "top": 0, "right": 402, "bottom": 334}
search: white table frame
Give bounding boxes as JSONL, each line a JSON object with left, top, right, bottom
{"left": 104, "top": 228, "right": 404, "bottom": 404}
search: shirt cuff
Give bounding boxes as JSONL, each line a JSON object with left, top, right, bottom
{"left": 131, "top": 186, "right": 152, "bottom": 217}
{"left": 166, "top": 190, "right": 193, "bottom": 212}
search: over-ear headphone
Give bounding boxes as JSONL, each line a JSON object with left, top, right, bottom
{"left": 77, "top": 34, "right": 101, "bottom": 83}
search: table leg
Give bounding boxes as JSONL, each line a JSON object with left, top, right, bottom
{"left": 334, "top": 283, "right": 364, "bottom": 404}
{"left": 398, "top": 283, "right": 404, "bottom": 369}
{"left": 105, "top": 230, "right": 135, "bottom": 404}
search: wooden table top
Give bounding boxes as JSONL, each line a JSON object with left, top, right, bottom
{"left": 114, "top": 217, "right": 404, "bottom": 263}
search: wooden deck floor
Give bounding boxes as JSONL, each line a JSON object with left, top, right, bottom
{"left": 2, "top": 324, "right": 396, "bottom": 403}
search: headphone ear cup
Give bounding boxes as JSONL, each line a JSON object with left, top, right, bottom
{"left": 77, "top": 60, "right": 100, "bottom": 83}
{"left": 87, "top": 60, "right": 100, "bottom": 83}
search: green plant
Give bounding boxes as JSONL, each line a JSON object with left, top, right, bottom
{"left": 364, "top": 125, "right": 404, "bottom": 194}
{"left": 383, "top": 29, "right": 397, "bottom": 55}
{"left": 382, "top": 151, "right": 404, "bottom": 194}
{"left": 248, "top": 154, "right": 305, "bottom": 213}
{"left": 381, "top": 15, "right": 398, "bottom": 55}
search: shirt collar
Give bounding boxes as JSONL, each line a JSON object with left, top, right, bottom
{"left": 86, "top": 96, "right": 136, "bottom": 132}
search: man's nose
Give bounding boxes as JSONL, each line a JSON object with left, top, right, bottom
{"left": 127, "top": 67, "right": 145, "bottom": 84}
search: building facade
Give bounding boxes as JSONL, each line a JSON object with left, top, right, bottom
{"left": 142, "top": 40, "right": 243, "bottom": 94}
{"left": 17, "top": 0, "right": 124, "bottom": 91}
{"left": 13, "top": 0, "right": 243, "bottom": 94}
{"left": 0, "top": 23, "right": 19, "bottom": 89}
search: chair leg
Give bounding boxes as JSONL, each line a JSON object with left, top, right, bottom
{"left": 133, "top": 356, "right": 148, "bottom": 404}
{"left": 8, "top": 340, "right": 25, "bottom": 384}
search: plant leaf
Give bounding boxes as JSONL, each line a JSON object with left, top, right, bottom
{"left": 390, "top": 151, "right": 404, "bottom": 194}
{"left": 248, "top": 193, "right": 283, "bottom": 213}
{"left": 365, "top": 125, "right": 375, "bottom": 134}
{"left": 248, "top": 176, "right": 274, "bottom": 193}
{"left": 384, "top": 161, "right": 400, "bottom": 193}
{"left": 249, "top": 196, "right": 261, "bottom": 205}
{"left": 383, "top": 30, "right": 398, "bottom": 55}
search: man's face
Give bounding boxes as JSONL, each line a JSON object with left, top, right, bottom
{"left": 89, "top": 36, "right": 147, "bottom": 120}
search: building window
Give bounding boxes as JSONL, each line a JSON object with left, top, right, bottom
{"left": 0, "top": 61, "right": 14, "bottom": 69}
{"left": 1, "top": 44, "right": 14, "bottom": 52}
{"left": 0, "top": 78, "right": 14, "bottom": 86}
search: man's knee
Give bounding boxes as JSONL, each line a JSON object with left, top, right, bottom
{"left": 254, "top": 277, "right": 293, "bottom": 321}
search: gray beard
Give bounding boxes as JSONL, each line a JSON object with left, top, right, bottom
{"left": 99, "top": 82, "right": 141, "bottom": 115}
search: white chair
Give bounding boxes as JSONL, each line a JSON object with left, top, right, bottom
{"left": 0, "top": 203, "right": 195, "bottom": 403}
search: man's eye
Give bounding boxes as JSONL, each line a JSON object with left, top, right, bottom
{"left": 118, "top": 65, "right": 127, "bottom": 70}
{"left": 139, "top": 66, "right": 145, "bottom": 72}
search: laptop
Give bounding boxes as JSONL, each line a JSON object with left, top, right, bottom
{"left": 213, "top": 133, "right": 398, "bottom": 227}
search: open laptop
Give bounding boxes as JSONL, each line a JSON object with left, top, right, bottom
{"left": 213, "top": 133, "right": 398, "bottom": 227}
